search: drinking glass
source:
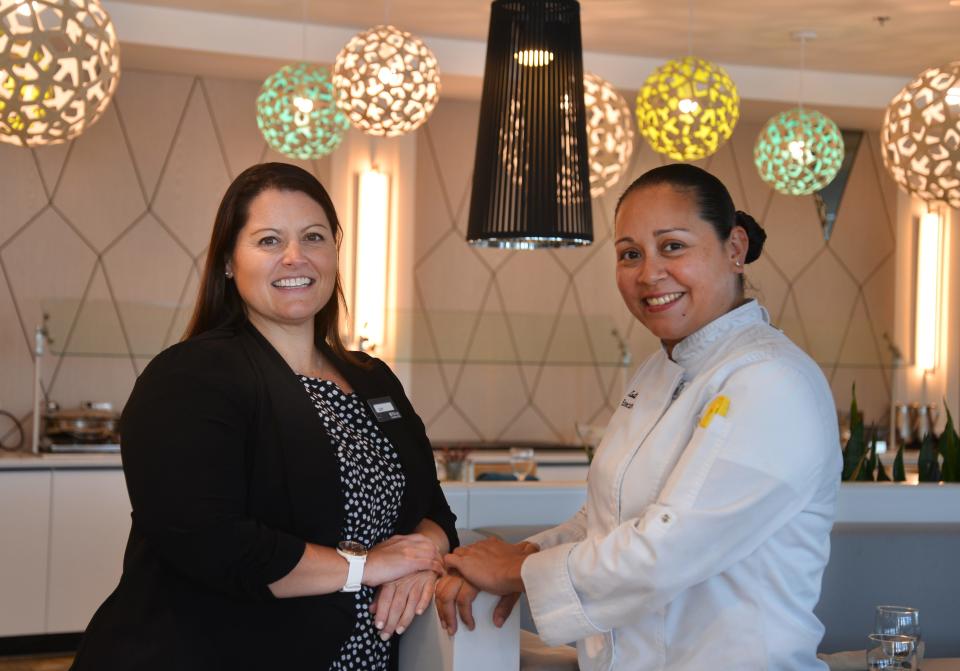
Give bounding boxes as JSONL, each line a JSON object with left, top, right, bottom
{"left": 866, "top": 633, "right": 916, "bottom": 669}
{"left": 509, "top": 447, "right": 535, "bottom": 480}
{"left": 875, "top": 605, "right": 923, "bottom": 667}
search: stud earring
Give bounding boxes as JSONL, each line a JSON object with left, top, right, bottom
{"left": 225, "top": 270, "right": 234, "bottom": 278}
{"left": 735, "top": 261, "right": 742, "bottom": 268}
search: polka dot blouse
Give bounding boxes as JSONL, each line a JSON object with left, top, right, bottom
{"left": 299, "top": 375, "right": 406, "bottom": 671}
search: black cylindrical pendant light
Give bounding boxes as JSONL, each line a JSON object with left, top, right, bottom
{"left": 467, "top": 0, "right": 593, "bottom": 249}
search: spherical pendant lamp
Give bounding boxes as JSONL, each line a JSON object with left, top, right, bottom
{"left": 754, "top": 107, "right": 844, "bottom": 196}
{"left": 256, "top": 63, "right": 349, "bottom": 160}
{"left": 332, "top": 24, "right": 440, "bottom": 137}
{"left": 0, "top": 0, "right": 120, "bottom": 147}
{"left": 583, "top": 72, "right": 634, "bottom": 198}
{"left": 881, "top": 61, "right": 960, "bottom": 207}
{"left": 635, "top": 56, "right": 739, "bottom": 162}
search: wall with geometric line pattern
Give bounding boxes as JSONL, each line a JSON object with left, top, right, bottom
{"left": 0, "top": 68, "right": 898, "bottom": 449}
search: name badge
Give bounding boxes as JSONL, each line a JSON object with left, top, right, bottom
{"left": 367, "top": 397, "right": 401, "bottom": 422}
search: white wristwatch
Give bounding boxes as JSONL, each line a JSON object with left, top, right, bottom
{"left": 336, "top": 541, "right": 367, "bottom": 593}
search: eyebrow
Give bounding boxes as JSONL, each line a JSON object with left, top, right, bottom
{"left": 248, "top": 222, "right": 330, "bottom": 235}
{"left": 614, "top": 227, "right": 689, "bottom": 245}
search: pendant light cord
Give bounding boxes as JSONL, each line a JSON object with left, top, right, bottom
{"left": 300, "top": 0, "right": 307, "bottom": 62}
{"left": 687, "top": 0, "right": 693, "bottom": 57}
{"left": 798, "top": 34, "right": 805, "bottom": 111}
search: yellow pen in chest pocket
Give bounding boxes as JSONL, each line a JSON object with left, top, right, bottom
{"left": 698, "top": 395, "right": 730, "bottom": 429}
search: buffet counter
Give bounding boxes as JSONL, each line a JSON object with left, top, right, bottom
{"left": 4, "top": 452, "right": 960, "bottom": 526}
{"left": 3, "top": 453, "right": 959, "bottom": 655}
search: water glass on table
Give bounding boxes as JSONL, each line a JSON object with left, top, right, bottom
{"left": 509, "top": 447, "right": 535, "bottom": 481}
{"left": 867, "top": 604, "right": 922, "bottom": 669}
{"left": 876, "top": 605, "right": 923, "bottom": 668}
{"left": 866, "top": 633, "right": 916, "bottom": 669}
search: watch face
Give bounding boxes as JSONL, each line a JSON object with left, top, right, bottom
{"left": 338, "top": 540, "right": 367, "bottom": 556}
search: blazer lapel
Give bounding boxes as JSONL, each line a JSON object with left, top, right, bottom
{"left": 239, "top": 323, "right": 345, "bottom": 544}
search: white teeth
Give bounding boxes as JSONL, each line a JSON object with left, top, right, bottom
{"left": 645, "top": 292, "right": 683, "bottom": 306}
{"left": 272, "top": 277, "right": 312, "bottom": 288}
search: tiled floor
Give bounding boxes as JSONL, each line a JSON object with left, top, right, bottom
{"left": 0, "top": 656, "right": 73, "bottom": 671}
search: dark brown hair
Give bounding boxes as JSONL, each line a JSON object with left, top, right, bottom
{"left": 615, "top": 163, "right": 766, "bottom": 264}
{"left": 184, "top": 162, "right": 358, "bottom": 366}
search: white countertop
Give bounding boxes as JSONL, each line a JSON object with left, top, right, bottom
{"left": 462, "top": 449, "right": 589, "bottom": 464}
{"left": 0, "top": 452, "right": 122, "bottom": 469}
{"left": 4, "top": 452, "right": 960, "bottom": 525}
{"left": 438, "top": 480, "right": 960, "bottom": 527}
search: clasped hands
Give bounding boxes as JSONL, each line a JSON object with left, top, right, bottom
{"left": 437, "top": 538, "right": 539, "bottom": 636}
{"left": 367, "top": 535, "right": 538, "bottom": 640}
{"left": 364, "top": 533, "right": 444, "bottom": 641}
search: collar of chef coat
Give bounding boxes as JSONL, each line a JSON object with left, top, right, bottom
{"left": 664, "top": 299, "right": 769, "bottom": 379}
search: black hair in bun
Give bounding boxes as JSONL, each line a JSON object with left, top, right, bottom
{"left": 615, "top": 164, "right": 767, "bottom": 267}
{"left": 735, "top": 210, "right": 766, "bottom": 264}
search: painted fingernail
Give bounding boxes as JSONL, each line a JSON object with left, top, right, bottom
{"left": 375, "top": 620, "right": 383, "bottom": 630}
{"left": 396, "top": 626, "right": 405, "bottom": 635}
{"left": 380, "top": 632, "right": 391, "bottom": 641}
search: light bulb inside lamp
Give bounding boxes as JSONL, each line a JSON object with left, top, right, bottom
{"left": 293, "top": 96, "right": 314, "bottom": 114}
{"left": 788, "top": 140, "right": 807, "bottom": 162}
{"left": 514, "top": 50, "right": 554, "bottom": 67}
{"left": 377, "top": 67, "right": 403, "bottom": 87}
{"left": 677, "top": 98, "right": 699, "bottom": 114}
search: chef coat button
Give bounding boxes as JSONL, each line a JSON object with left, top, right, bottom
{"left": 661, "top": 513, "right": 671, "bottom": 524}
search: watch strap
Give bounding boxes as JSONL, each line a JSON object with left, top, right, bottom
{"left": 337, "top": 549, "right": 365, "bottom": 592}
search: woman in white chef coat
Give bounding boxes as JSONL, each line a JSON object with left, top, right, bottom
{"left": 437, "top": 163, "right": 842, "bottom": 671}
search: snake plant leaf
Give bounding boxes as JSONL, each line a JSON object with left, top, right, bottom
{"left": 856, "top": 433, "right": 878, "bottom": 481}
{"left": 938, "top": 405, "right": 959, "bottom": 483}
{"left": 841, "top": 383, "right": 865, "bottom": 481}
{"left": 893, "top": 445, "right": 906, "bottom": 482}
{"left": 850, "top": 450, "right": 868, "bottom": 481}
{"left": 918, "top": 433, "right": 940, "bottom": 482}
{"left": 876, "top": 452, "right": 891, "bottom": 481}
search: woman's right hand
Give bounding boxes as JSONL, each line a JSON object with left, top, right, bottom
{"left": 363, "top": 534, "right": 444, "bottom": 587}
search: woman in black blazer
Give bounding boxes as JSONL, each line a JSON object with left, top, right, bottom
{"left": 71, "top": 163, "right": 458, "bottom": 671}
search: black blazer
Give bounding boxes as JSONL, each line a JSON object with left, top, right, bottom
{"left": 71, "top": 322, "right": 458, "bottom": 671}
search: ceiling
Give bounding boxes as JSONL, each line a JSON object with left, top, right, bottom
{"left": 113, "top": 0, "right": 960, "bottom": 78}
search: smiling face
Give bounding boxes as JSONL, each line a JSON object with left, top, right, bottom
{"left": 226, "top": 188, "right": 338, "bottom": 336}
{"left": 614, "top": 184, "right": 747, "bottom": 354}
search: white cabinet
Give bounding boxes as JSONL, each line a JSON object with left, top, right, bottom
{"left": 0, "top": 470, "right": 52, "bottom": 637}
{"left": 46, "top": 470, "right": 131, "bottom": 633}
{"left": 0, "top": 466, "right": 130, "bottom": 637}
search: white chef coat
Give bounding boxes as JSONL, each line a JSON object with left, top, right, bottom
{"left": 521, "top": 300, "right": 841, "bottom": 671}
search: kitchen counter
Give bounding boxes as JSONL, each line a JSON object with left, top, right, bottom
{"left": 3, "top": 456, "right": 959, "bottom": 655}
{"left": 441, "top": 480, "right": 960, "bottom": 527}
{"left": 0, "top": 452, "right": 122, "bottom": 470}
{"left": 4, "top": 452, "right": 960, "bottom": 524}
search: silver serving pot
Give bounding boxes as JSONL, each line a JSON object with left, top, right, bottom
{"left": 44, "top": 401, "right": 119, "bottom": 443}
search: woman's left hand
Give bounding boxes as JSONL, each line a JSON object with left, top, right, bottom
{"left": 369, "top": 570, "right": 439, "bottom": 641}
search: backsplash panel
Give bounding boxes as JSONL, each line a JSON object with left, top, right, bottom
{"left": 408, "top": 98, "right": 899, "bottom": 443}
{"left": 0, "top": 72, "right": 898, "bottom": 449}
{"left": 0, "top": 69, "right": 331, "bottom": 439}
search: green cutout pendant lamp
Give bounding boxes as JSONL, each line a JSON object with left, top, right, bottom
{"left": 256, "top": 63, "right": 349, "bottom": 160}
